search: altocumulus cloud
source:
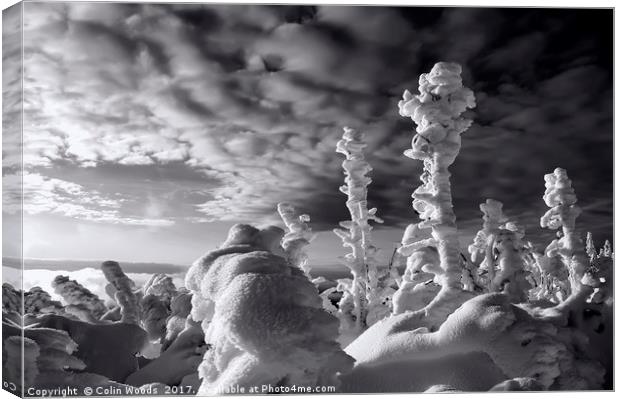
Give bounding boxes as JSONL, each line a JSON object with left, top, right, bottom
{"left": 4, "top": 3, "right": 612, "bottom": 243}
{"left": 2, "top": 172, "right": 174, "bottom": 226}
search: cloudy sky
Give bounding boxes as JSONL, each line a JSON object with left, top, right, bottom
{"left": 2, "top": 2, "right": 613, "bottom": 268}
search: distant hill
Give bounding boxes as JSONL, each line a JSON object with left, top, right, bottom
{"left": 2, "top": 257, "right": 187, "bottom": 274}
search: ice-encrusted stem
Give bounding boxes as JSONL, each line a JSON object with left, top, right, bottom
{"left": 397, "top": 62, "right": 476, "bottom": 319}
{"left": 540, "top": 168, "right": 593, "bottom": 305}
{"left": 333, "top": 127, "right": 384, "bottom": 331}
{"left": 277, "top": 202, "right": 315, "bottom": 276}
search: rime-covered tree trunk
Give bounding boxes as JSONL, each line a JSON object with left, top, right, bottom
{"left": 397, "top": 62, "right": 476, "bottom": 324}
{"left": 333, "top": 127, "right": 383, "bottom": 332}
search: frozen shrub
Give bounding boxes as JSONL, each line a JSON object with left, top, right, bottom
{"left": 468, "top": 200, "right": 532, "bottom": 302}
{"left": 530, "top": 250, "right": 571, "bottom": 303}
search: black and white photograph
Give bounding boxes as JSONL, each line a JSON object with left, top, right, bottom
{"left": 1, "top": 0, "right": 614, "bottom": 396}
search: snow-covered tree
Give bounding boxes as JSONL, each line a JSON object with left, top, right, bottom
{"left": 101, "top": 260, "right": 141, "bottom": 325}
{"left": 468, "top": 199, "right": 532, "bottom": 303}
{"left": 539, "top": 168, "right": 596, "bottom": 307}
{"left": 489, "top": 221, "right": 532, "bottom": 303}
{"left": 530, "top": 250, "right": 570, "bottom": 303}
{"left": 397, "top": 62, "right": 476, "bottom": 324}
{"left": 333, "top": 127, "right": 385, "bottom": 332}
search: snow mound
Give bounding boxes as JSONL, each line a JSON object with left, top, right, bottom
{"left": 343, "top": 293, "right": 604, "bottom": 391}
{"left": 186, "top": 223, "right": 354, "bottom": 394}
